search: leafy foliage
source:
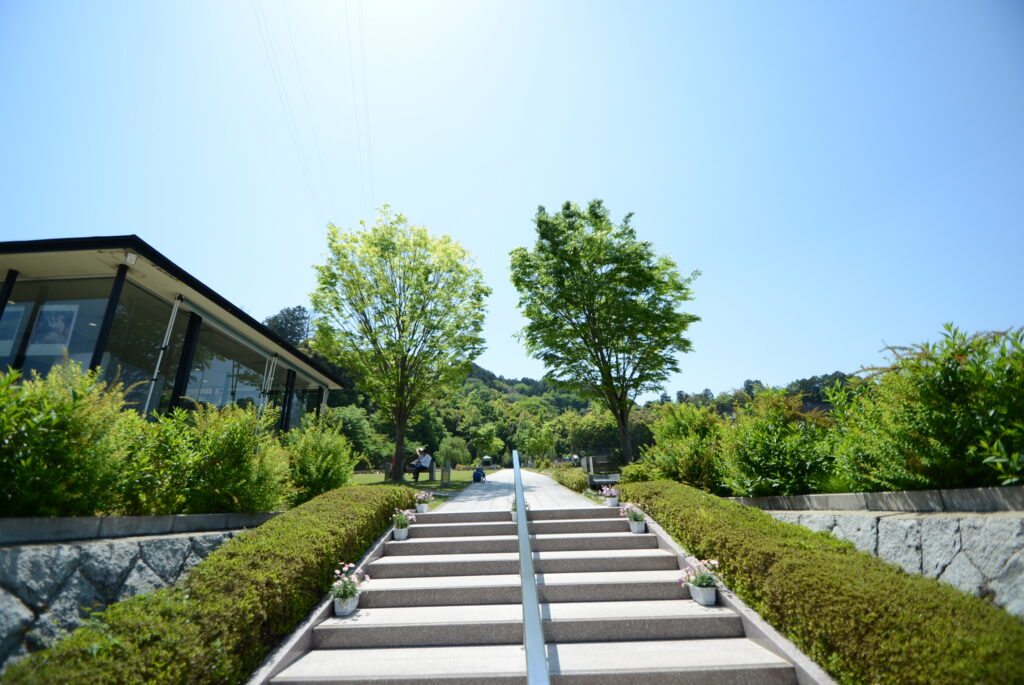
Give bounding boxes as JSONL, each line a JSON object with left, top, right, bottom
{"left": 639, "top": 402, "right": 726, "bottom": 493}
{"left": 4, "top": 485, "right": 414, "bottom": 684}
{"left": 510, "top": 199, "right": 699, "bottom": 460}
{"left": 437, "top": 435, "right": 471, "bottom": 466}
{"left": 622, "top": 480, "right": 1024, "bottom": 685}
{"left": 283, "top": 416, "right": 358, "bottom": 505}
{"left": 312, "top": 206, "right": 490, "bottom": 480}
{"left": 262, "top": 305, "right": 312, "bottom": 346}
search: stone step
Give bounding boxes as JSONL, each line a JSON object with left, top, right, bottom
{"left": 358, "top": 570, "right": 686, "bottom": 608}
{"left": 313, "top": 600, "right": 744, "bottom": 648}
{"left": 406, "top": 518, "right": 630, "bottom": 539}
{"left": 384, "top": 532, "right": 658, "bottom": 556}
{"left": 526, "top": 507, "right": 618, "bottom": 521}
{"left": 412, "top": 511, "right": 511, "bottom": 524}
{"left": 367, "top": 548, "right": 679, "bottom": 578}
{"left": 271, "top": 638, "right": 796, "bottom": 684}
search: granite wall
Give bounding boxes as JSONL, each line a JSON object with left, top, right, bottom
{"left": 769, "top": 510, "right": 1024, "bottom": 616}
{"left": 0, "top": 530, "right": 237, "bottom": 669}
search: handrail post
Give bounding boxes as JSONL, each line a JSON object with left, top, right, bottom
{"left": 512, "top": 450, "right": 550, "bottom": 685}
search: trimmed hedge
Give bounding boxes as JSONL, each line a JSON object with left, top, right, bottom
{"left": 549, "top": 468, "right": 588, "bottom": 493}
{"left": 621, "top": 480, "right": 1024, "bottom": 684}
{"left": 5, "top": 485, "right": 414, "bottom": 684}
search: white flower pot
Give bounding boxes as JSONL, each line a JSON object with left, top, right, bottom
{"left": 628, "top": 520, "right": 646, "bottom": 534}
{"left": 687, "top": 583, "right": 716, "bottom": 606}
{"left": 415, "top": 503, "right": 428, "bottom": 513}
{"left": 605, "top": 497, "right": 619, "bottom": 507}
{"left": 394, "top": 527, "right": 409, "bottom": 541}
{"left": 511, "top": 511, "right": 517, "bottom": 524}
{"left": 334, "top": 593, "right": 360, "bottom": 616}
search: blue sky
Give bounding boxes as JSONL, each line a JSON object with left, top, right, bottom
{"left": 2, "top": 1, "right": 1023, "bottom": 400}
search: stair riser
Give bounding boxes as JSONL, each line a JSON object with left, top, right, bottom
{"left": 367, "top": 555, "right": 677, "bottom": 578}
{"left": 551, "top": 665, "right": 797, "bottom": 685}
{"left": 360, "top": 582, "right": 685, "bottom": 608}
{"left": 313, "top": 615, "right": 744, "bottom": 649}
{"left": 410, "top": 523, "right": 515, "bottom": 538}
{"left": 414, "top": 512, "right": 510, "bottom": 524}
{"left": 528, "top": 520, "right": 628, "bottom": 534}
{"left": 528, "top": 508, "right": 619, "bottom": 521}
{"left": 385, "top": 535, "right": 658, "bottom": 555}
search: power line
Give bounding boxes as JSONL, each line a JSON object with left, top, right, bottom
{"left": 280, "top": 0, "right": 337, "bottom": 215}
{"left": 250, "top": 0, "right": 323, "bottom": 223}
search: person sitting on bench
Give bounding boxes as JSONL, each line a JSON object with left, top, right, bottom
{"left": 412, "top": 447, "right": 433, "bottom": 482}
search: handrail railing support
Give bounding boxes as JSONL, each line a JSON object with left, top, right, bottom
{"left": 512, "top": 450, "right": 550, "bottom": 685}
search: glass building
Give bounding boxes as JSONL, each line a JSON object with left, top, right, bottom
{"left": 0, "top": 235, "right": 342, "bottom": 428}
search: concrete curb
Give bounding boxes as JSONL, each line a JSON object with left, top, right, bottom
{"left": 726, "top": 485, "right": 1024, "bottom": 513}
{"left": 0, "top": 512, "right": 283, "bottom": 545}
{"left": 642, "top": 509, "right": 837, "bottom": 685}
{"left": 246, "top": 525, "right": 395, "bottom": 685}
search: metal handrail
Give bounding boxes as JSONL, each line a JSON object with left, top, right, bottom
{"left": 512, "top": 450, "right": 550, "bottom": 685}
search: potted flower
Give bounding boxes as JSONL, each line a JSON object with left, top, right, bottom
{"left": 330, "top": 562, "right": 370, "bottom": 616}
{"left": 392, "top": 508, "right": 416, "bottom": 540}
{"left": 620, "top": 504, "right": 646, "bottom": 533}
{"left": 510, "top": 498, "right": 529, "bottom": 524}
{"left": 680, "top": 559, "right": 719, "bottom": 606}
{"left": 414, "top": 491, "right": 435, "bottom": 513}
{"left": 601, "top": 485, "right": 619, "bottom": 507}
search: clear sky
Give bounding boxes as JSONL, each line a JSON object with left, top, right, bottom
{"left": 2, "top": 1, "right": 1023, "bottom": 400}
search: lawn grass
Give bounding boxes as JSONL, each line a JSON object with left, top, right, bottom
{"left": 350, "top": 469, "right": 475, "bottom": 502}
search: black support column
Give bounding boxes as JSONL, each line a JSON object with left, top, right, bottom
{"left": 168, "top": 312, "right": 203, "bottom": 410}
{"left": 279, "top": 368, "right": 297, "bottom": 430}
{"left": 89, "top": 264, "right": 129, "bottom": 371}
{"left": 0, "top": 269, "right": 18, "bottom": 321}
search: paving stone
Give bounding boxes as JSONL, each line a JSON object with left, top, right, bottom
{"left": 938, "top": 551, "right": 985, "bottom": 596}
{"left": 118, "top": 559, "right": 167, "bottom": 601}
{"left": 960, "top": 516, "right": 1024, "bottom": 580}
{"left": 832, "top": 514, "right": 879, "bottom": 555}
{"left": 0, "top": 545, "right": 80, "bottom": 610}
{"left": 78, "top": 540, "right": 139, "bottom": 603}
{"left": 921, "top": 517, "right": 961, "bottom": 578}
{"left": 877, "top": 517, "right": 922, "bottom": 574}
{"left": 0, "top": 588, "right": 34, "bottom": 662}
{"left": 140, "top": 536, "right": 192, "bottom": 583}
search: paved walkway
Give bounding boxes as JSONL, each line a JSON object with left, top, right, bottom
{"left": 437, "top": 469, "right": 598, "bottom": 512}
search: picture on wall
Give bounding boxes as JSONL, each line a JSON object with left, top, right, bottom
{"left": 0, "top": 304, "right": 26, "bottom": 356}
{"left": 26, "top": 303, "right": 79, "bottom": 355}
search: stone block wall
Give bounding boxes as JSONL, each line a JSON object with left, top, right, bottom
{"left": 0, "top": 530, "right": 238, "bottom": 669}
{"left": 770, "top": 511, "right": 1024, "bottom": 616}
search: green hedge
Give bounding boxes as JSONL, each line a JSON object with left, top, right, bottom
{"left": 621, "top": 480, "right": 1024, "bottom": 685}
{"left": 549, "top": 468, "right": 588, "bottom": 492}
{"left": 5, "top": 485, "right": 414, "bottom": 684}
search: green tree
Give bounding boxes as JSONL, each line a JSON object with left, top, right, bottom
{"left": 312, "top": 206, "right": 491, "bottom": 481}
{"left": 437, "top": 435, "right": 472, "bottom": 466}
{"left": 263, "top": 305, "right": 312, "bottom": 346}
{"left": 509, "top": 199, "right": 699, "bottom": 461}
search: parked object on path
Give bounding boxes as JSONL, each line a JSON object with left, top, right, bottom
{"left": 473, "top": 465, "right": 487, "bottom": 483}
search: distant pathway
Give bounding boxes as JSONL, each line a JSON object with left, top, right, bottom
{"left": 437, "top": 468, "right": 598, "bottom": 512}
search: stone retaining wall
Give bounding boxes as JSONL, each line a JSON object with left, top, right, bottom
{"left": 768, "top": 510, "right": 1024, "bottom": 616}
{"left": 0, "top": 530, "right": 238, "bottom": 669}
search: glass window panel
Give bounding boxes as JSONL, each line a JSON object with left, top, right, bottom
{"left": 100, "top": 282, "right": 182, "bottom": 414}
{"left": 184, "top": 324, "right": 267, "bottom": 409}
{"left": 0, "top": 278, "right": 114, "bottom": 375}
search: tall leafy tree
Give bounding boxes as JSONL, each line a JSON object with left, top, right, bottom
{"left": 263, "top": 305, "right": 312, "bottom": 346}
{"left": 509, "top": 200, "right": 699, "bottom": 461}
{"left": 312, "top": 207, "right": 491, "bottom": 481}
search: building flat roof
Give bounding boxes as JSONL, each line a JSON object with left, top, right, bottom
{"left": 0, "top": 235, "right": 344, "bottom": 389}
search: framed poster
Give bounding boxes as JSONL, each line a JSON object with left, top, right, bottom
{"left": 0, "top": 304, "right": 26, "bottom": 357}
{"left": 26, "top": 303, "right": 79, "bottom": 355}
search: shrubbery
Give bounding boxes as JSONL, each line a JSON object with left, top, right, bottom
{"left": 632, "top": 326, "right": 1024, "bottom": 496}
{"left": 0, "top": 362, "right": 358, "bottom": 517}
{"left": 549, "top": 467, "right": 588, "bottom": 492}
{"left": 3, "top": 485, "right": 414, "bottom": 684}
{"left": 621, "top": 480, "right": 1024, "bottom": 684}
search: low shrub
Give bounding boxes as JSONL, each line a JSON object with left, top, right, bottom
{"left": 620, "top": 460, "right": 658, "bottom": 483}
{"left": 621, "top": 480, "right": 1024, "bottom": 685}
{"left": 550, "top": 467, "right": 588, "bottom": 492}
{"left": 4, "top": 484, "right": 414, "bottom": 684}
{"left": 284, "top": 416, "right": 358, "bottom": 506}
{"left": 640, "top": 402, "right": 727, "bottom": 492}
{"left": 0, "top": 364, "right": 127, "bottom": 517}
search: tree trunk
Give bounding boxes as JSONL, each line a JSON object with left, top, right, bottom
{"left": 389, "top": 421, "right": 407, "bottom": 482}
{"left": 612, "top": 407, "right": 633, "bottom": 463}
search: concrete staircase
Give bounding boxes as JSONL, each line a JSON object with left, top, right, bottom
{"left": 271, "top": 508, "right": 797, "bottom": 684}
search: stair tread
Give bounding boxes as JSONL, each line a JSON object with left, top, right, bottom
{"left": 272, "top": 638, "right": 793, "bottom": 682}
{"left": 392, "top": 531, "right": 654, "bottom": 544}
{"left": 318, "top": 600, "right": 736, "bottom": 628}
{"left": 363, "top": 569, "right": 683, "bottom": 592}
{"left": 367, "top": 548, "right": 675, "bottom": 567}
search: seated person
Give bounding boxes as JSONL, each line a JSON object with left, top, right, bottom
{"left": 473, "top": 464, "right": 486, "bottom": 483}
{"left": 412, "top": 447, "right": 433, "bottom": 482}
